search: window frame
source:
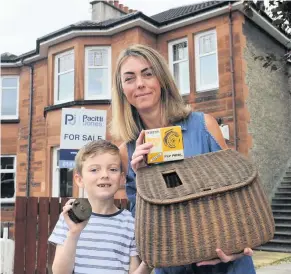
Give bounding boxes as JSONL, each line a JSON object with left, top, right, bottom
{"left": 195, "top": 29, "right": 219, "bottom": 92}
{"left": 52, "top": 147, "right": 75, "bottom": 198}
{"left": 0, "top": 155, "right": 16, "bottom": 203}
{"left": 54, "top": 50, "right": 75, "bottom": 105}
{"left": 52, "top": 147, "right": 60, "bottom": 197}
{"left": 1, "top": 76, "right": 19, "bottom": 119}
{"left": 84, "top": 46, "right": 112, "bottom": 100}
{"left": 168, "top": 38, "right": 190, "bottom": 95}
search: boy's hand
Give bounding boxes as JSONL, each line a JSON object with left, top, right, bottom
{"left": 130, "top": 258, "right": 152, "bottom": 274}
{"left": 62, "top": 199, "right": 88, "bottom": 236}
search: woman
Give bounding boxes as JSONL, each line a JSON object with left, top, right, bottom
{"left": 110, "top": 44, "right": 255, "bottom": 274}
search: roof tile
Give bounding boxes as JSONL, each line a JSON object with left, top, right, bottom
{"left": 151, "top": 1, "right": 225, "bottom": 23}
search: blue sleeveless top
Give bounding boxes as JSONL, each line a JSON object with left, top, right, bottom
{"left": 126, "top": 112, "right": 221, "bottom": 216}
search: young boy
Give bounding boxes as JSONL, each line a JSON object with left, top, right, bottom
{"left": 48, "top": 140, "right": 151, "bottom": 274}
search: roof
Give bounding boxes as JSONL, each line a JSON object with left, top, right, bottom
{"left": 35, "top": 10, "right": 157, "bottom": 45}
{"left": 151, "top": 1, "right": 227, "bottom": 24}
{"left": 1, "top": 52, "right": 18, "bottom": 61}
{"left": 65, "top": 1, "right": 228, "bottom": 28}
{"left": 74, "top": 1, "right": 227, "bottom": 27}
{"left": 71, "top": 11, "right": 144, "bottom": 27}
{"left": 34, "top": 11, "right": 145, "bottom": 42}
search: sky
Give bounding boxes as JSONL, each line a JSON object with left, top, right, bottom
{"left": 0, "top": 0, "right": 202, "bottom": 56}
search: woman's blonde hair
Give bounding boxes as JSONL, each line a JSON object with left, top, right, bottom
{"left": 110, "top": 44, "right": 191, "bottom": 143}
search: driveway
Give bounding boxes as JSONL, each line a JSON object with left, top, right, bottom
{"left": 256, "top": 263, "right": 291, "bottom": 274}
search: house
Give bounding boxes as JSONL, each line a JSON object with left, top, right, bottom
{"left": 1, "top": 0, "right": 290, "bottom": 248}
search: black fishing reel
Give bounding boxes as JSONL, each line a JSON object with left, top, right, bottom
{"left": 68, "top": 198, "right": 92, "bottom": 223}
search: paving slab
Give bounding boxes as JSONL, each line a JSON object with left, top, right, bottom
{"left": 253, "top": 251, "right": 291, "bottom": 269}
{"left": 256, "top": 263, "right": 291, "bottom": 274}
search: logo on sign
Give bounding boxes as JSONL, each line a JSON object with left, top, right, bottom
{"left": 65, "top": 114, "right": 76, "bottom": 125}
{"left": 82, "top": 115, "right": 104, "bottom": 127}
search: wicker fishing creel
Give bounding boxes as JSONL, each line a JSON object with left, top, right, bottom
{"left": 135, "top": 149, "right": 275, "bottom": 267}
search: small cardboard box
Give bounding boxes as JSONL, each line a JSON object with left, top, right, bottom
{"left": 145, "top": 126, "right": 184, "bottom": 164}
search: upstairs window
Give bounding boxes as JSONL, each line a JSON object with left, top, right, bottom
{"left": 195, "top": 30, "right": 219, "bottom": 92}
{"left": 1, "top": 76, "right": 19, "bottom": 119}
{"left": 1, "top": 156, "right": 16, "bottom": 203}
{"left": 168, "top": 38, "right": 190, "bottom": 95}
{"left": 54, "top": 50, "right": 74, "bottom": 104}
{"left": 85, "top": 47, "right": 111, "bottom": 100}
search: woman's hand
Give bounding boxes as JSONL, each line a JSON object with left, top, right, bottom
{"left": 62, "top": 199, "right": 88, "bottom": 236}
{"left": 196, "top": 248, "right": 253, "bottom": 266}
{"left": 131, "top": 130, "right": 153, "bottom": 173}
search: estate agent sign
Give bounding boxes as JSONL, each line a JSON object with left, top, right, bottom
{"left": 59, "top": 108, "right": 107, "bottom": 168}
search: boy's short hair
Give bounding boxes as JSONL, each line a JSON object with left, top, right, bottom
{"left": 75, "top": 140, "right": 120, "bottom": 175}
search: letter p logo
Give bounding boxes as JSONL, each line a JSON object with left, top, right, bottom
{"left": 65, "top": 114, "right": 76, "bottom": 125}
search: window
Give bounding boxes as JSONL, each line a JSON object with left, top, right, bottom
{"left": 1, "top": 156, "right": 16, "bottom": 203}
{"left": 54, "top": 50, "right": 74, "bottom": 104}
{"left": 52, "top": 148, "right": 73, "bottom": 197}
{"left": 168, "top": 38, "right": 190, "bottom": 95}
{"left": 85, "top": 46, "right": 111, "bottom": 100}
{"left": 195, "top": 30, "right": 219, "bottom": 92}
{"left": 1, "top": 76, "right": 19, "bottom": 119}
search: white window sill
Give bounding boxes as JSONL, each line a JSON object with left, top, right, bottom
{"left": 54, "top": 99, "right": 75, "bottom": 105}
{"left": 180, "top": 91, "right": 191, "bottom": 96}
{"left": 0, "top": 198, "right": 15, "bottom": 204}
{"left": 196, "top": 86, "right": 219, "bottom": 93}
{"left": 1, "top": 115, "right": 19, "bottom": 120}
{"left": 84, "top": 97, "right": 111, "bottom": 100}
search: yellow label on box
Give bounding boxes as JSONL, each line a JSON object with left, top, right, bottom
{"left": 145, "top": 126, "right": 184, "bottom": 164}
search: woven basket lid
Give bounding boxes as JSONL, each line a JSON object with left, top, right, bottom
{"left": 136, "top": 149, "right": 257, "bottom": 205}
{"left": 68, "top": 198, "right": 92, "bottom": 223}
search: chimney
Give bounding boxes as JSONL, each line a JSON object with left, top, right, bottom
{"left": 90, "top": 1, "right": 137, "bottom": 21}
{"left": 90, "top": 0, "right": 126, "bottom": 21}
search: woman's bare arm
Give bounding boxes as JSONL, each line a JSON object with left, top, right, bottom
{"left": 204, "top": 113, "right": 228, "bottom": 150}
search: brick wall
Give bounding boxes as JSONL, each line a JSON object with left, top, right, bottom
{"left": 15, "top": 66, "right": 31, "bottom": 194}
{"left": 157, "top": 12, "right": 248, "bottom": 152}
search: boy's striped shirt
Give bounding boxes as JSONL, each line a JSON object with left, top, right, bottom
{"left": 48, "top": 209, "right": 137, "bottom": 274}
